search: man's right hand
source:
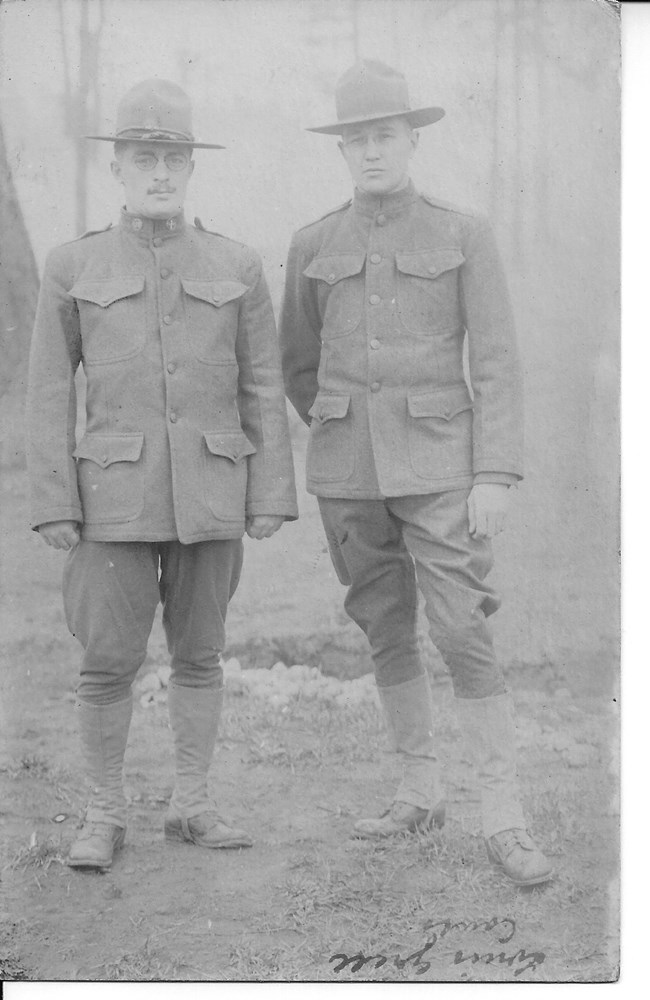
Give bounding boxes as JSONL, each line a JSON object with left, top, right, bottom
{"left": 38, "top": 520, "right": 81, "bottom": 550}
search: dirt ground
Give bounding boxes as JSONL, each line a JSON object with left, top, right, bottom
{"left": 0, "top": 440, "right": 619, "bottom": 983}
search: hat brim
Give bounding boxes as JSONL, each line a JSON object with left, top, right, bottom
{"left": 85, "top": 134, "right": 225, "bottom": 149}
{"left": 306, "top": 106, "right": 445, "bottom": 135}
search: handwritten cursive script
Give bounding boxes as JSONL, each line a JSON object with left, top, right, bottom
{"left": 329, "top": 916, "right": 546, "bottom": 978}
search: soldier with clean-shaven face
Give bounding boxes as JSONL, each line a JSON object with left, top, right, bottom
{"left": 280, "top": 60, "right": 552, "bottom": 886}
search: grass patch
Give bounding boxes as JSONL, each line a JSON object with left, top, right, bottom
{"left": 86, "top": 939, "right": 194, "bottom": 981}
{"left": 7, "top": 831, "right": 67, "bottom": 871}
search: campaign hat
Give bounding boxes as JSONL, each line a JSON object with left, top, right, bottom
{"left": 86, "top": 79, "right": 224, "bottom": 148}
{"left": 307, "top": 60, "right": 444, "bottom": 135}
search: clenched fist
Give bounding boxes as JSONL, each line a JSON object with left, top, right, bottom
{"left": 467, "top": 484, "right": 512, "bottom": 539}
{"left": 245, "top": 515, "right": 284, "bottom": 540}
{"left": 38, "top": 520, "right": 81, "bottom": 550}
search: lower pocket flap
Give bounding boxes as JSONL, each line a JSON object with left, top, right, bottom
{"left": 204, "top": 431, "right": 257, "bottom": 462}
{"left": 308, "top": 393, "right": 351, "bottom": 423}
{"left": 407, "top": 386, "right": 473, "bottom": 420}
{"left": 73, "top": 433, "right": 144, "bottom": 468}
{"left": 182, "top": 278, "right": 248, "bottom": 307}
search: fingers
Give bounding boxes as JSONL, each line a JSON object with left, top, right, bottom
{"left": 467, "top": 495, "right": 476, "bottom": 536}
{"left": 471, "top": 510, "right": 507, "bottom": 539}
{"left": 245, "top": 516, "right": 284, "bottom": 540}
{"left": 39, "top": 524, "right": 80, "bottom": 549}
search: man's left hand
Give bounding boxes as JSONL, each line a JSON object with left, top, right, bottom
{"left": 246, "top": 515, "right": 284, "bottom": 539}
{"left": 467, "top": 483, "right": 512, "bottom": 539}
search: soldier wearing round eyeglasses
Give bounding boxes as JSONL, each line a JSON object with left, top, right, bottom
{"left": 26, "top": 80, "right": 298, "bottom": 871}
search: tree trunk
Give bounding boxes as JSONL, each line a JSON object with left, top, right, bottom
{"left": 0, "top": 119, "right": 39, "bottom": 402}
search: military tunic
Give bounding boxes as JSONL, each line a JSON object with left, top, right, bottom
{"left": 27, "top": 210, "right": 298, "bottom": 542}
{"left": 279, "top": 181, "right": 522, "bottom": 497}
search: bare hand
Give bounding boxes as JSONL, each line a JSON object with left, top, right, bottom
{"left": 467, "top": 484, "right": 512, "bottom": 539}
{"left": 38, "top": 520, "right": 81, "bottom": 550}
{"left": 245, "top": 515, "right": 284, "bottom": 540}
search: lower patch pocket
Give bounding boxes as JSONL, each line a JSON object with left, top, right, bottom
{"left": 203, "top": 430, "right": 256, "bottom": 520}
{"left": 73, "top": 432, "right": 145, "bottom": 523}
{"left": 306, "top": 393, "right": 355, "bottom": 482}
{"left": 406, "top": 386, "right": 473, "bottom": 479}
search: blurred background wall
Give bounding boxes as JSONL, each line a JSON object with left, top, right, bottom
{"left": 0, "top": 0, "right": 619, "bottom": 676}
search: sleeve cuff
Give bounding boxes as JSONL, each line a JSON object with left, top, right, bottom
{"left": 472, "top": 472, "right": 520, "bottom": 487}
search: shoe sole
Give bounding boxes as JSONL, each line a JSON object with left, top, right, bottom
{"left": 492, "top": 866, "right": 554, "bottom": 887}
{"left": 352, "top": 805, "right": 446, "bottom": 840}
{"left": 164, "top": 825, "right": 253, "bottom": 849}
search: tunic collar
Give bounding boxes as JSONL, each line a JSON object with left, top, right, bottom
{"left": 352, "top": 179, "right": 419, "bottom": 219}
{"left": 119, "top": 208, "right": 186, "bottom": 241}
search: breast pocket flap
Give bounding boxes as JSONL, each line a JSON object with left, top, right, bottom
{"left": 303, "top": 254, "right": 366, "bottom": 284}
{"left": 204, "top": 431, "right": 257, "bottom": 463}
{"left": 73, "top": 433, "right": 144, "bottom": 468}
{"left": 70, "top": 276, "right": 145, "bottom": 307}
{"left": 182, "top": 278, "right": 248, "bottom": 307}
{"left": 395, "top": 249, "right": 465, "bottom": 280}
{"left": 307, "top": 393, "right": 351, "bottom": 423}
{"left": 407, "top": 386, "right": 473, "bottom": 421}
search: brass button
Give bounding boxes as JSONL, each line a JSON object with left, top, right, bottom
{"left": 370, "top": 339, "right": 381, "bottom": 350}
{"left": 163, "top": 315, "right": 172, "bottom": 325}
{"left": 167, "top": 362, "right": 176, "bottom": 374}
{"left": 152, "top": 237, "right": 163, "bottom": 247}
{"left": 428, "top": 265, "right": 438, "bottom": 275}
{"left": 169, "top": 411, "right": 177, "bottom": 423}
{"left": 131, "top": 218, "right": 143, "bottom": 232}
{"left": 328, "top": 272, "right": 336, "bottom": 282}
{"left": 376, "top": 214, "right": 387, "bottom": 226}
{"left": 370, "top": 382, "right": 381, "bottom": 393}
{"left": 160, "top": 268, "right": 170, "bottom": 278}
{"left": 370, "top": 253, "right": 381, "bottom": 264}
{"left": 101, "top": 454, "right": 108, "bottom": 464}
{"left": 369, "top": 294, "right": 381, "bottom": 305}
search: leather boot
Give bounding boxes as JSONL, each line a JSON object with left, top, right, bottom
{"left": 353, "top": 673, "right": 445, "bottom": 839}
{"left": 455, "top": 693, "right": 552, "bottom": 885}
{"left": 164, "top": 683, "right": 252, "bottom": 849}
{"left": 67, "top": 696, "right": 132, "bottom": 870}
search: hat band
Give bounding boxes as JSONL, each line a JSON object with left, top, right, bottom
{"left": 115, "top": 127, "right": 195, "bottom": 142}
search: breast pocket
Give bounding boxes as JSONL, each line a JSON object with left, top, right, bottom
{"left": 303, "top": 253, "right": 366, "bottom": 339}
{"left": 71, "top": 276, "right": 146, "bottom": 364}
{"left": 181, "top": 278, "right": 248, "bottom": 364}
{"left": 395, "top": 249, "right": 464, "bottom": 334}
{"left": 73, "top": 433, "right": 144, "bottom": 523}
{"left": 203, "top": 430, "right": 256, "bottom": 520}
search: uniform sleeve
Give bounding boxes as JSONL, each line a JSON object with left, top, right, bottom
{"left": 460, "top": 215, "right": 524, "bottom": 481}
{"left": 278, "top": 234, "right": 322, "bottom": 425}
{"left": 26, "top": 247, "right": 83, "bottom": 530}
{"left": 235, "top": 250, "right": 298, "bottom": 520}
